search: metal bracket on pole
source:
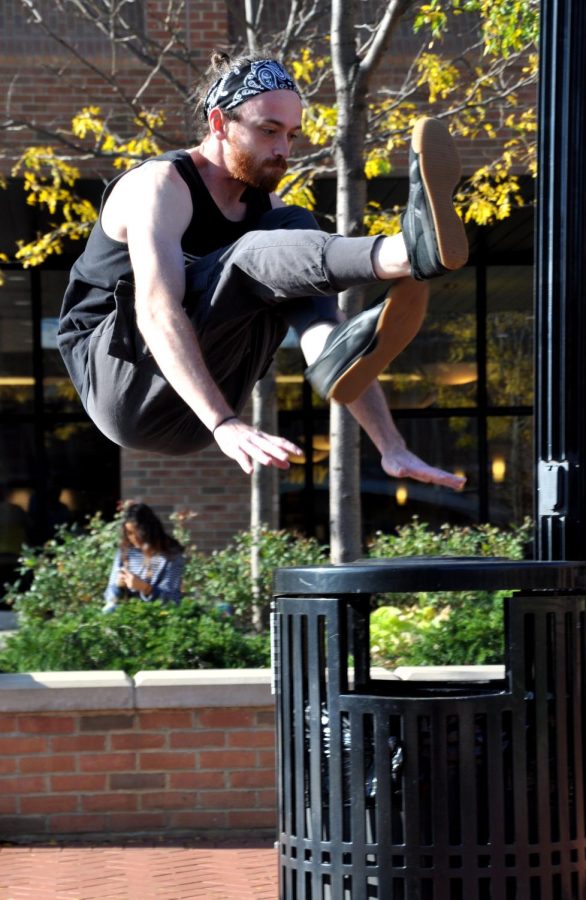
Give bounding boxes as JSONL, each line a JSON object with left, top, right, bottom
{"left": 537, "top": 459, "right": 575, "bottom": 517}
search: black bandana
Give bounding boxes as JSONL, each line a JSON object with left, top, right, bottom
{"left": 203, "top": 59, "right": 301, "bottom": 121}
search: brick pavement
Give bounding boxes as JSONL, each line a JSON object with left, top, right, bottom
{"left": 0, "top": 836, "right": 279, "bottom": 900}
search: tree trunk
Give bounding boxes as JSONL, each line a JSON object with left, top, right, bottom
{"left": 251, "top": 364, "right": 280, "bottom": 531}
{"left": 246, "top": 0, "right": 278, "bottom": 628}
{"left": 250, "top": 364, "right": 279, "bottom": 629}
{"left": 244, "top": 0, "right": 259, "bottom": 52}
{"left": 329, "top": 0, "right": 369, "bottom": 562}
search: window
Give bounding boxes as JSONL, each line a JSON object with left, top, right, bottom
{"left": 0, "top": 185, "right": 120, "bottom": 597}
{"left": 277, "top": 207, "right": 535, "bottom": 542}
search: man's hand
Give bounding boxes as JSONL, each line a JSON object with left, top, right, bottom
{"left": 382, "top": 444, "right": 466, "bottom": 492}
{"left": 214, "top": 418, "right": 303, "bottom": 474}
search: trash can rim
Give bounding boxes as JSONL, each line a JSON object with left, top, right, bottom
{"left": 272, "top": 556, "right": 586, "bottom": 595}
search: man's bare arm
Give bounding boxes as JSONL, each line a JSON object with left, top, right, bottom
{"left": 122, "top": 163, "right": 301, "bottom": 473}
{"left": 126, "top": 163, "right": 232, "bottom": 428}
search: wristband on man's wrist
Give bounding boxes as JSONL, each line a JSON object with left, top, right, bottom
{"left": 212, "top": 415, "right": 237, "bottom": 436}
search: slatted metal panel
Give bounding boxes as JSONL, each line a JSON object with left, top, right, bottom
{"left": 275, "top": 592, "right": 586, "bottom": 899}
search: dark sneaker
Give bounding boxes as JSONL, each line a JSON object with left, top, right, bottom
{"left": 402, "top": 117, "right": 468, "bottom": 280}
{"left": 305, "top": 287, "right": 427, "bottom": 404}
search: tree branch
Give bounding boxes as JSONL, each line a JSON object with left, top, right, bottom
{"left": 358, "top": 0, "right": 415, "bottom": 82}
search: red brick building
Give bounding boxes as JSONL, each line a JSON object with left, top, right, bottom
{"left": 0, "top": 0, "right": 537, "bottom": 563}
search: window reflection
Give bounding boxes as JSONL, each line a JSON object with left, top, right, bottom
{"left": 488, "top": 415, "right": 532, "bottom": 526}
{"left": 0, "top": 271, "right": 34, "bottom": 413}
{"left": 43, "top": 422, "right": 119, "bottom": 528}
{"left": 0, "top": 269, "right": 85, "bottom": 415}
{"left": 42, "top": 271, "right": 83, "bottom": 413}
{"left": 276, "top": 261, "right": 534, "bottom": 540}
{"left": 361, "top": 416, "right": 479, "bottom": 539}
{"left": 0, "top": 262, "right": 119, "bottom": 598}
{"left": 487, "top": 266, "right": 533, "bottom": 407}
{"left": 0, "top": 425, "right": 35, "bottom": 596}
{"left": 379, "top": 268, "right": 478, "bottom": 410}
{"left": 0, "top": 486, "right": 29, "bottom": 593}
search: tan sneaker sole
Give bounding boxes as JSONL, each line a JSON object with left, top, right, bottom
{"left": 329, "top": 288, "right": 428, "bottom": 404}
{"left": 412, "top": 117, "right": 468, "bottom": 271}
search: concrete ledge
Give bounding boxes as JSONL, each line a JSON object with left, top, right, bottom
{"left": 368, "top": 667, "right": 402, "bottom": 681}
{"left": 0, "top": 671, "right": 134, "bottom": 711}
{"left": 0, "top": 667, "right": 506, "bottom": 713}
{"left": 134, "top": 668, "right": 274, "bottom": 708}
{"left": 0, "top": 611, "right": 18, "bottom": 630}
{"left": 394, "top": 665, "right": 505, "bottom": 682}
{"left": 0, "top": 669, "right": 274, "bottom": 712}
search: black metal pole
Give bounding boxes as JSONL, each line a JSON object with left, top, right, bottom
{"left": 535, "top": 0, "right": 586, "bottom": 560}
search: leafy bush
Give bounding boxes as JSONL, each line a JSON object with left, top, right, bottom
{"left": 0, "top": 511, "right": 327, "bottom": 674}
{"left": 0, "top": 598, "right": 269, "bottom": 674}
{"left": 181, "top": 526, "right": 328, "bottom": 627}
{"left": 0, "top": 511, "right": 532, "bottom": 674}
{"left": 367, "top": 517, "right": 533, "bottom": 668}
{"left": 4, "top": 512, "right": 120, "bottom": 621}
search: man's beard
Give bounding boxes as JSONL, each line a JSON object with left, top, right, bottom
{"left": 228, "top": 144, "right": 288, "bottom": 193}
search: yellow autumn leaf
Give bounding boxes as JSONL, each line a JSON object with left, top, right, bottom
{"left": 364, "top": 150, "right": 392, "bottom": 180}
{"left": 277, "top": 173, "right": 316, "bottom": 211}
{"left": 303, "top": 104, "right": 337, "bottom": 146}
{"left": 416, "top": 53, "right": 459, "bottom": 103}
{"left": 363, "top": 202, "right": 402, "bottom": 237}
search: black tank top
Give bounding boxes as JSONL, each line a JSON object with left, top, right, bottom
{"left": 57, "top": 150, "right": 272, "bottom": 389}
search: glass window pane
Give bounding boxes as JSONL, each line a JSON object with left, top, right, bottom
{"left": 278, "top": 399, "right": 330, "bottom": 541}
{"left": 487, "top": 266, "right": 533, "bottom": 407}
{"left": 0, "top": 271, "right": 34, "bottom": 413}
{"left": 487, "top": 415, "right": 533, "bottom": 526}
{"left": 41, "top": 270, "right": 84, "bottom": 413}
{"left": 276, "top": 340, "right": 306, "bottom": 412}
{"left": 0, "top": 419, "right": 119, "bottom": 563}
{"left": 43, "top": 421, "right": 119, "bottom": 533}
{"left": 0, "top": 424, "right": 36, "bottom": 594}
{"left": 379, "top": 268, "right": 477, "bottom": 411}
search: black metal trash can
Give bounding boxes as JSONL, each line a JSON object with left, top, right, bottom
{"left": 272, "top": 558, "right": 586, "bottom": 900}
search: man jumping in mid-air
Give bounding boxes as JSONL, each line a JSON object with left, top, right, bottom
{"left": 58, "top": 53, "right": 468, "bottom": 491}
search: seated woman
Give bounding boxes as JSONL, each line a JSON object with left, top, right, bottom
{"left": 103, "top": 502, "right": 184, "bottom": 612}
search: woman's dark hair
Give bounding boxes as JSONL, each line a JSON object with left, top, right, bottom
{"left": 119, "top": 503, "right": 183, "bottom": 558}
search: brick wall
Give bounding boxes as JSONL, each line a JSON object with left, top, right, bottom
{"left": 0, "top": 0, "right": 537, "bottom": 175}
{"left": 0, "top": 666, "right": 502, "bottom": 840}
{"left": 121, "top": 443, "right": 253, "bottom": 553}
{"left": 0, "top": 671, "right": 277, "bottom": 839}
{"left": 0, "top": 0, "right": 229, "bottom": 163}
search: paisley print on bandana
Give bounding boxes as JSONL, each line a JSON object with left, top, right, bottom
{"left": 203, "top": 59, "right": 300, "bottom": 120}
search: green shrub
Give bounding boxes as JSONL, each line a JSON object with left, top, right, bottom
{"left": 367, "top": 517, "right": 533, "bottom": 668}
{"left": 0, "top": 511, "right": 532, "bottom": 674}
{"left": 0, "top": 598, "right": 269, "bottom": 674}
{"left": 0, "top": 511, "right": 327, "bottom": 674}
{"left": 4, "top": 512, "right": 120, "bottom": 621}
{"left": 180, "top": 526, "right": 329, "bottom": 627}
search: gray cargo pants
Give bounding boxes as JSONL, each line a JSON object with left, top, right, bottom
{"left": 85, "top": 206, "right": 380, "bottom": 455}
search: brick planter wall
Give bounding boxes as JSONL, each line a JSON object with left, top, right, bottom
{"left": 0, "top": 666, "right": 504, "bottom": 841}
{"left": 0, "top": 670, "right": 276, "bottom": 839}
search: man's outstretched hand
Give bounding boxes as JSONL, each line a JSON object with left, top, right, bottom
{"left": 382, "top": 443, "right": 466, "bottom": 492}
{"left": 214, "top": 417, "right": 303, "bottom": 474}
